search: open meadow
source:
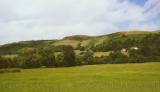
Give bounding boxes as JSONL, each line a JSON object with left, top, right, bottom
{"left": 0, "top": 62, "right": 160, "bottom": 92}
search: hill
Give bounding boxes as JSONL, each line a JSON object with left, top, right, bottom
{"left": 0, "top": 30, "right": 158, "bottom": 55}
{"left": 63, "top": 35, "right": 92, "bottom": 40}
{"left": 0, "top": 30, "right": 160, "bottom": 69}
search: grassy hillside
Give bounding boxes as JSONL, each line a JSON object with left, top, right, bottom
{"left": 0, "top": 30, "right": 155, "bottom": 55}
{"left": 0, "top": 30, "right": 159, "bottom": 68}
{"left": 53, "top": 39, "right": 81, "bottom": 48}
{"left": 0, "top": 62, "right": 160, "bottom": 92}
{"left": 0, "top": 40, "right": 55, "bottom": 54}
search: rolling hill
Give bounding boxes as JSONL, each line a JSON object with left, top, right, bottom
{"left": 0, "top": 30, "right": 158, "bottom": 55}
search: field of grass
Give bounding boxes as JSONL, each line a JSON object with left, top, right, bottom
{"left": 94, "top": 51, "right": 112, "bottom": 57}
{"left": 52, "top": 39, "right": 81, "bottom": 47}
{"left": 0, "top": 62, "right": 160, "bottom": 92}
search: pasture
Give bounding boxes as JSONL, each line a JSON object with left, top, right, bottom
{"left": 0, "top": 62, "right": 160, "bottom": 92}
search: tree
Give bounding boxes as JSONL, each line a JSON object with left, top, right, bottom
{"left": 0, "top": 56, "right": 9, "bottom": 69}
{"left": 76, "top": 43, "right": 84, "bottom": 51}
{"left": 55, "top": 53, "right": 64, "bottom": 66}
{"left": 77, "top": 50, "right": 94, "bottom": 65}
{"left": 62, "top": 45, "right": 76, "bottom": 66}
{"left": 38, "top": 47, "right": 56, "bottom": 67}
{"left": 7, "top": 57, "right": 20, "bottom": 68}
{"left": 108, "top": 51, "right": 128, "bottom": 64}
{"left": 22, "top": 54, "right": 41, "bottom": 68}
{"left": 134, "top": 33, "right": 160, "bottom": 61}
{"left": 84, "top": 50, "right": 94, "bottom": 64}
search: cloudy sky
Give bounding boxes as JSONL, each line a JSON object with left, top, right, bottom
{"left": 0, "top": 0, "right": 160, "bottom": 44}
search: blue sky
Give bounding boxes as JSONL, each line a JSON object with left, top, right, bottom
{"left": 0, "top": 0, "right": 159, "bottom": 44}
{"left": 130, "top": 0, "right": 147, "bottom": 6}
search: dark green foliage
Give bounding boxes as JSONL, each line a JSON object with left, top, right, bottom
{"left": 0, "top": 40, "right": 54, "bottom": 55}
{"left": 63, "top": 35, "right": 91, "bottom": 41}
{"left": 0, "top": 56, "right": 9, "bottom": 69}
{"left": 55, "top": 54, "right": 64, "bottom": 66}
{"left": 108, "top": 52, "right": 129, "bottom": 64}
{"left": 77, "top": 50, "right": 94, "bottom": 65}
{"left": 75, "top": 43, "right": 85, "bottom": 51}
{"left": 128, "top": 51, "right": 146, "bottom": 63}
{"left": 93, "top": 33, "right": 147, "bottom": 52}
{"left": 132, "top": 33, "right": 160, "bottom": 61}
{"left": 0, "top": 31, "right": 160, "bottom": 69}
{"left": 83, "top": 50, "right": 94, "bottom": 64}
{"left": 38, "top": 47, "right": 56, "bottom": 67}
{"left": 94, "top": 37, "right": 140, "bottom": 51}
{"left": 7, "top": 58, "right": 20, "bottom": 68}
{"left": 22, "top": 54, "right": 41, "bottom": 68}
{"left": 62, "top": 45, "right": 76, "bottom": 66}
{"left": 0, "top": 56, "right": 24, "bottom": 69}
{"left": 94, "top": 57, "right": 107, "bottom": 64}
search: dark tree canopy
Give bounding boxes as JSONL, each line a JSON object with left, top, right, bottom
{"left": 62, "top": 45, "right": 76, "bottom": 66}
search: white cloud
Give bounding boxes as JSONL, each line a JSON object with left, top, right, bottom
{"left": 0, "top": 0, "right": 159, "bottom": 44}
{"left": 143, "top": 0, "right": 160, "bottom": 20}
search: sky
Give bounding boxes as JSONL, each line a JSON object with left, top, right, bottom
{"left": 0, "top": 0, "right": 160, "bottom": 45}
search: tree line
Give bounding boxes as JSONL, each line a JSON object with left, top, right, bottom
{"left": 0, "top": 45, "right": 76, "bottom": 68}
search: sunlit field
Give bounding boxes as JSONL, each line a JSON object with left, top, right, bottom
{"left": 0, "top": 62, "right": 160, "bottom": 92}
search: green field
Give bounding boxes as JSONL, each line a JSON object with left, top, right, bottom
{"left": 0, "top": 62, "right": 160, "bottom": 92}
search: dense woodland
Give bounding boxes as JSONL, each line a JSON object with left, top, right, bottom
{"left": 0, "top": 32, "right": 160, "bottom": 69}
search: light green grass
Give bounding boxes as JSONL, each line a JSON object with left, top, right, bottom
{"left": 0, "top": 62, "right": 160, "bottom": 92}
{"left": 94, "top": 51, "right": 112, "bottom": 57}
{"left": 52, "top": 39, "right": 81, "bottom": 47}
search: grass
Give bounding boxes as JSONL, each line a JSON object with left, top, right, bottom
{"left": 0, "top": 68, "right": 21, "bottom": 73}
{"left": 0, "top": 62, "right": 160, "bottom": 92}
{"left": 52, "top": 39, "right": 81, "bottom": 47}
{"left": 94, "top": 51, "right": 112, "bottom": 57}
{"left": 2, "top": 54, "right": 18, "bottom": 58}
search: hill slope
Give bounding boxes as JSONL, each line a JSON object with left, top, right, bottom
{"left": 0, "top": 30, "right": 158, "bottom": 55}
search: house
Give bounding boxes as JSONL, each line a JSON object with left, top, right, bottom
{"left": 121, "top": 48, "right": 127, "bottom": 52}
